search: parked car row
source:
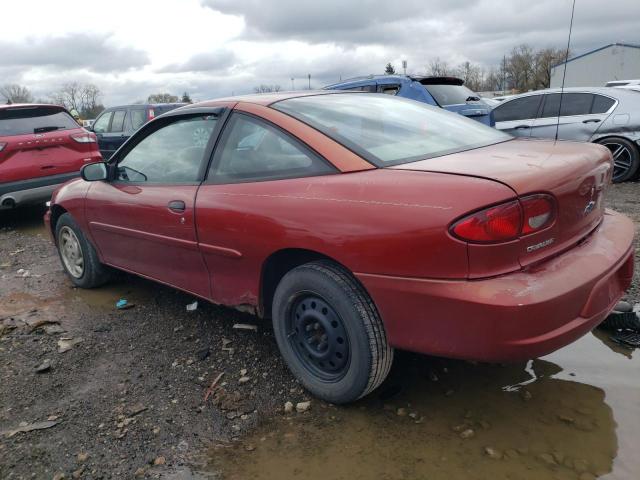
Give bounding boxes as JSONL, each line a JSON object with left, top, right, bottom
{"left": 44, "top": 91, "right": 634, "bottom": 403}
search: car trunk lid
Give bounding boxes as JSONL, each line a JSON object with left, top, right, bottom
{"left": 391, "top": 138, "right": 613, "bottom": 274}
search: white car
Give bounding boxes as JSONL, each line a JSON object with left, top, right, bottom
{"left": 606, "top": 79, "right": 640, "bottom": 87}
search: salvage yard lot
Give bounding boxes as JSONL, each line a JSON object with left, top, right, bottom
{"left": 1, "top": 182, "right": 639, "bottom": 479}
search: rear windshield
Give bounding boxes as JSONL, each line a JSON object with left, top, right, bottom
{"left": 423, "top": 84, "right": 480, "bottom": 106}
{"left": 0, "top": 106, "right": 78, "bottom": 137}
{"left": 273, "top": 93, "right": 511, "bottom": 167}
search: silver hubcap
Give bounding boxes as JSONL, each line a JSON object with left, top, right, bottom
{"left": 59, "top": 226, "right": 84, "bottom": 278}
{"left": 602, "top": 142, "right": 632, "bottom": 181}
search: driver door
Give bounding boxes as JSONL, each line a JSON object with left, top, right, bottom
{"left": 85, "top": 111, "right": 223, "bottom": 297}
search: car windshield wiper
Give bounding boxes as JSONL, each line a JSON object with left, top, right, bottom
{"left": 34, "top": 126, "right": 63, "bottom": 134}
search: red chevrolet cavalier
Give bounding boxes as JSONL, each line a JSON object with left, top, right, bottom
{"left": 45, "top": 92, "right": 635, "bottom": 403}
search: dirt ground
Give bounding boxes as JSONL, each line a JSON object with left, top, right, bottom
{"left": 1, "top": 182, "right": 639, "bottom": 480}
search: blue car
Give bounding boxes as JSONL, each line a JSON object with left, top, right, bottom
{"left": 325, "top": 75, "right": 494, "bottom": 126}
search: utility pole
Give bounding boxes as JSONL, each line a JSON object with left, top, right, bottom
{"left": 402, "top": 60, "right": 407, "bottom": 75}
{"left": 502, "top": 55, "right": 507, "bottom": 94}
{"left": 308, "top": 74, "right": 311, "bottom": 89}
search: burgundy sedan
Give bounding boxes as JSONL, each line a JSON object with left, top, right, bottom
{"left": 45, "top": 91, "right": 635, "bottom": 403}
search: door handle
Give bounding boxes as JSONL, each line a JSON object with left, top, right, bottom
{"left": 514, "top": 125, "right": 530, "bottom": 129}
{"left": 582, "top": 119, "right": 601, "bottom": 124}
{"left": 168, "top": 200, "right": 186, "bottom": 213}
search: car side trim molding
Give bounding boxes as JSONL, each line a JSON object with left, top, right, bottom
{"left": 198, "top": 243, "right": 243, "bottom": 258}
{"left": 89, "top": 222, "right": 200, "bottom": 251}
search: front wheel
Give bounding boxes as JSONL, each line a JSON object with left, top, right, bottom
{"left": 596, "top": 137, "right": 640, "bottom": 183}
{"left": 272, "top": 261, "right": 393, "bottom": 404}
{"left": 55, "top": 213, "right": 110, "bottom": 288}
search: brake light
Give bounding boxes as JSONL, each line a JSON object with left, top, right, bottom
{"left": 148, "top": 108, "right": 155, "bottom": 120}
{"left": 0, "top": 142, "right": 6, "bottom": 152}
{"left": 450, "top": 194, "right": 555, "bottom": 243}
{"left": 70, "top": 132, "right": 97, "bottom": 143}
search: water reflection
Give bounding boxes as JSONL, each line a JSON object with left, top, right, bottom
{"left": 209, "top": 346, "right": 622, "bottom": 480}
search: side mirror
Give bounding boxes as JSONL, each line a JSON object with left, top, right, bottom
{"left": 81, "top": 162, "right": 108, "bottom": 182}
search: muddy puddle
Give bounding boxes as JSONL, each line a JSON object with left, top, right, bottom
{"left": 0, "top": 205, "right": 47, "bottom": 235}
{"left": 208, "top": 332, "right": 639, "bottom": 480}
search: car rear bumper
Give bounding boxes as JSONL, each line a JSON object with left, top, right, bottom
{"left": 356, "top": 209, "right": 635, "bottom": 362}
{"left": 0, "top": 172, "right": 79, "bottom": 209}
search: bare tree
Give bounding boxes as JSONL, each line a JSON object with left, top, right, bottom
{"left": 384, "top": 63, "right": 396, "bottom": 75}
{"left": 533, "top": 47, "right": 569, "bottom": 89}
{"left": 253, "top": 84, "right": 282, "bottom": 93}
{"left": 0, "top": 84, "right": 34, "bottom": 104}
{"left": 147, "top": 93, "right": 179, "bottom": 103}
{"left": 427, "top": 57, "right": 450, "bottom": 76}
{"left": 50, "top": 82, "right": 104, "bottom": 118}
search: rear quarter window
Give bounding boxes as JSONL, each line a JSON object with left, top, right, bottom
{"left": 0, "top": 107, "right": 78, "bottom": 137}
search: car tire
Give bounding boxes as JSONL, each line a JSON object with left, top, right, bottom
{"left": 272, "top": 260, "right": 394, "bottom": 404}
{"left": 596, "top": 137, "right": 640, "bottom": 183}
{"left": 55, "top": 213, "right": 110, "bottom": 288}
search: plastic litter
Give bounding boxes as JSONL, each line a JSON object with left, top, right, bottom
{"left": 186, "top": 301, "right": 198, "bottom": 311}
{"left": 233, "top": 323, "right": 258, "bottom": 331}
{"left": 116, "top": 299, "right": 134, "bottom": 310}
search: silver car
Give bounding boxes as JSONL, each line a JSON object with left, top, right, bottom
{"left": 492, "top": 87, "right": 640, "bottom": 182}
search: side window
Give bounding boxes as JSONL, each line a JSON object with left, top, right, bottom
{"left": 493, "top": 95, "right": 542, "bottom": 122}
{"left": 592, "top": 95, "right": 615, "bottom": 114}
{"left": 110, "top": 110, "right": 126, "bottom": 133}
{"left": 378, "top": 84, "right": 400, "bottom": 95}
{"left": 210, "top": 114, "right": 335, "bottom": 183}
{"left": 342, "top": 84, "right": 375, "bottom": 92}
{"left": 93, "top": 112, "right": 112, "bottom": 133}
{"left": 559, "top": 93, "right": 593, "bottom": 116}
{"left": 130, "top": 109, "right": 146, "bottom": 130}
{"left": 115, "top": 115, "right": 218, "bottom": 184}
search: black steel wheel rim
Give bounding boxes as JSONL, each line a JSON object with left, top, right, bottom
{"left": 287, "top": 294, "right": 350, "bottom": 381}
{"left": 602, "top": 141, "right": 633, "bottom": 181}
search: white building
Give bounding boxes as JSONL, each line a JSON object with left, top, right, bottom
{"left": 550, "top": 43, "right": 640, "bottom": 88}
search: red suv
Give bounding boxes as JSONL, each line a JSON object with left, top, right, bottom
{"left": 0, "top": 104, "right": 102, "bottom": 209}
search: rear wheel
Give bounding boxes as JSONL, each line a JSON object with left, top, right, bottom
{"left": 272, "top": 260, "right": 393, "bottom": 404}
{"left": 55, "top": 213, "right": 110, "bottom": 288}
{"left": 596, "top": 137, "right": 640, "bottom": 183}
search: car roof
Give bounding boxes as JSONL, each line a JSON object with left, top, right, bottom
{"left": 185, "top": 90, "right": 358, "bottom": 109}
{"left": 0, "top": 103, "right": 67, "bottom": 111}
{"left": 324, "top": 75, "right": 465, "bottom": 89}
{"left": 501, "top": 86, "right": 639, "bottom": 101}
{"left": 101, "top": 102, "right": 187, "bottom": 110}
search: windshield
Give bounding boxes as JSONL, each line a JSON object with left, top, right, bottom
{"left": 0, "top": 107, "right": 78, "bottom": 137}
{"left": 273, "top": 93, "right": 510, "bottom": 167}
{"left": 423, "top": 84, "right": 480, "bottom": 106}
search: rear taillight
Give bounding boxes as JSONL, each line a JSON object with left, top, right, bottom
{"left": 148, "top": 108, "right": 155, "bottom": 120}
{"left": 450, "top": 194, "right": 555, "bottom": 243}
{"left": 70, "top": 132, "right": 97, "bottom": 143}
{"left": 521, "top": 194, "right": 555, "bottom": 235}
{"left": 0, "top": 142, "right": 6, "bottom": 152}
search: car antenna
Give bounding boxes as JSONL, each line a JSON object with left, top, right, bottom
{"left": 556, "top": 0, "right": 576, "bottom": 142}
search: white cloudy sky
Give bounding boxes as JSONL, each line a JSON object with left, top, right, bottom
{"left": 1, "top": 0, "right": 638, "bottom": 105}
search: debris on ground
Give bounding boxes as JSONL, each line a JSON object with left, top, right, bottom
{"left": 284, "top": 401, "right": 294, "bottom": 414}
{"left": 186, "top": 301, "right": 198, "bottom": 311}
{"left": 203, "top": 372, "right": 225, "bottom": 403}
{"left": 2, "top": 420, "right": 60, "bottom": 438}
{"left": 296, "top": 401, "right": 311, "bottom": 413}
{"left": 57, "top": 337, "right": 84, "bottom": 353}
{"left": 233, "top": 323, "right": 258, "bottom": 331}
{"left": 35, "top": 359, "right": 51, "bottom": 373}
{"left": 116, "top": 298, "right": 134, "bottom": 310}
{"left": 599, "top": 302, "right": 640, "bottom": 348}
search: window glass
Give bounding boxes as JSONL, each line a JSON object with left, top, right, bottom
{"left": 110, "top": 110, "right": 126, "bottom": 132}
{"left": 93, "top": 112, "right": 112, "bottom": 133}
{"left": 423, "top": 84, "right": 479, "bottom": 106}
{"left": 558, "top": 93, "right": 593, "bottom": 116}
{"left": 378, "top": 85, "right": 400, "bottom": 95}
{"left": 130, "top": 109, "right": 146, "bottom": 130}
{"left": 591, "top": 95, "right": 615, "bottom": 114}
{"left": 493, "top": 95, "right": 542, "bottom": 122}
{"left": 274, "top": 94, "right": 511, "bottom": 167}
{"left": 0, "top": 107, "right": 78, "bottom": 137}
{"left": 115, "top": 115, "right": 218, "bottom": 184}
{"left": 211, "top": 114, "right": 334, "bottom": 182}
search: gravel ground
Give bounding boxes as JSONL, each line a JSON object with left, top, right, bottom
{"left": 0, "top": 181, "right": 638, "bottom": 479}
